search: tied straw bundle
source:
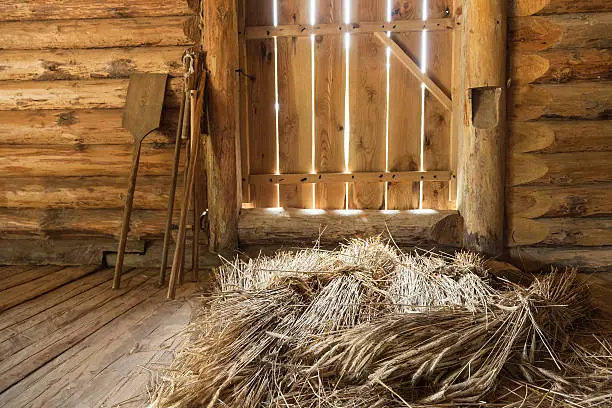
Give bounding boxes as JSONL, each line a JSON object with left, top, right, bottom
{"left": 149, "top": 237, "right": 611, "bottom": 408}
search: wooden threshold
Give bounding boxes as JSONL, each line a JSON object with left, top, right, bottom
{"left": 249, "top": 170, "right": 453, "bottom": 185}
{"left": 245, "top": 18, "right": 454, "bottom": 39}
{"left": 375, "top": 32, "right": 452, "bottom": 111}
{"left": 239, "top": 208, "right": 462, "bottom": 248}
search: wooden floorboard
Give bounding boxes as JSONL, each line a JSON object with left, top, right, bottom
{"left": 0, "top": 268, "right": 152, "bottom": 392}
{"left": 0, "top": 267, "right": 117, "bottom": 333}
{"left": 0, "top": 266, "right": 203, "bottom": 408}
{"left": 0, "top": 265, "right": 101, "bottom": 312}
{"left": 0, "top": 265, "right": 64, "bottom": 292}
{"left": 0, "top": 268, "right": 142, "bottom": 358}
{"left": 0, "top": 265, "right": 38, "bottom": 281}
{"left": 61, "top": 288, "right": 197, "bottom": 408}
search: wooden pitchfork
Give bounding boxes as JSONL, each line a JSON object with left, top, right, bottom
{"left": 113, "top": 73, "right": 168, "bottom": 289}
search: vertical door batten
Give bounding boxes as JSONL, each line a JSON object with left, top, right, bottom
{"left": 247, "top": 1, "right": 277, "bottom": 208}
{"left": 314, "top": 0, "right": 346, "bottom": 209}
{"left": 422, "top": 0, "right": 453, "bottom": 210}
{"left": 277, "top": 0, "right": 314, "bottom": 208}
{"left": 348, "top": 0, "right": 387, "bottom": 210}
{"left": 387, "top": 0, "right": 423, "bottom": 210}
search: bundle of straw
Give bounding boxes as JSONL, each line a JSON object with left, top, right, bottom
{"left": 149, "top": 237, "right": 611, "bottom": 408}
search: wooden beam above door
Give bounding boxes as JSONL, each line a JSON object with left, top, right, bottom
{"left": 249, "top": 171, "right": 453, "bottom": 185}
{"left": 245, "top": 18, "right": 454, "bottom": 39}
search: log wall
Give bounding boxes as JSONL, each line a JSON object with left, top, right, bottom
{"left": 1, "top": 0, "right": 610, "bottom": 272}
{"left": 0, "top": 1, "right": 196, "bottom": 265}
{"left": 506, "top": 0, "right": 612, "bottom": 271}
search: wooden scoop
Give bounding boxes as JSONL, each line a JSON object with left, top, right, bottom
{"left": 113, "top": 73, "right": 168, "bottom": 289}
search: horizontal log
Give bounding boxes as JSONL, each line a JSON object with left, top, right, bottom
{"left": 238, "top": 208, "right": 462, "bottom": 247}
{"left": 0, "top": 239, "right": 145, "bottom": 266}
{"left": 1, "top": 0, "right": 192, "bottom": 21}
{"left": 0, "top": 17, "right": 192, "bottom": 50}
{"left": 0, "top": 176, "right": 185, "bottom": 210}
{"left": 0, "top": 208, "right": 189, "bottom": 240}
{"left": 507, "top": 184, "right": 612, "bottom": 218}
{"left": 509, "top": 121, "right": 612, "bottom": 153}
{"left": 507, "top": 216, "right": 612, "bottom": 247}
{"left": 0, "top": 47, "right": 187, "bottom": 81}
{"left": 245, "top": 18, "right": 454, "bottom": 39}
{"left": 510, "top": 13, "right": 612, "bottom": 52}
{"left": 508, "top": 151, "right": 612, "bottom": 186}
{"left": 510, "top": 0, "right": 612, "bottom": 16}
{"left": 508, "top": 247, "right": 612, "bottom": 272}
{"left": 0, "top": 145, "right": 181, "bottom": 177}
{"left": 509, "top": 82, "right": 612, "bottom": 121}
{"left": 249, "top": 171, "right": 453, "bottom": 185}
{"left": 0, "top": 109, "right": 178, "bottom": 145}
{"left": 510, "top": 48, "right": 611, "bottom": 84}
{"left": 0, "top": 78, "right": 183, "bottom": 111}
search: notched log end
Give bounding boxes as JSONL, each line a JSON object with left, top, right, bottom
{"left": 431, "top": 213, "right": 463, "bottom": 247}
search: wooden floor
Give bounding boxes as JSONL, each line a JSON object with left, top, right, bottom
{"left": 0, "top": 265, "right": 205, "bottom": 408}
{"left": 0, "top": 265, "right": 609, "bottom": 408}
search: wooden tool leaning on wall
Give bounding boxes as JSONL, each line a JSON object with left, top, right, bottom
{"left": 167, "top": 72, "right": 207, "bottom": 299}
{"left": 113, "top": 73, "right": 168, "bottom": 289}
{"left": 158, "top": 52, "right": 199, "bottom": 286}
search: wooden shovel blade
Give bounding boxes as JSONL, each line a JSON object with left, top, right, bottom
{"left": 122, "top": 73, "right": 168, "bottom": 142}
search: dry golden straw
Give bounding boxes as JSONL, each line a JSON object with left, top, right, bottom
{"left": 149, "top": 237, "right": 611, "bottom": 408}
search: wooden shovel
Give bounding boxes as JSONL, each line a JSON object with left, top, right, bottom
{"left": 113, "top": 73, "right": 168, "bottom": 289}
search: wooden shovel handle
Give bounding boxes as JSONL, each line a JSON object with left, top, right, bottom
{"left": 159, "top": 91, "right": 188, "bottom": 286}
{"left": 113, "top": 141, "right": 142, "bottom": 289}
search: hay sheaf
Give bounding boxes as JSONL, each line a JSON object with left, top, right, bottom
{"left": 149, "top": 237, "right": 611, "bottom": 408}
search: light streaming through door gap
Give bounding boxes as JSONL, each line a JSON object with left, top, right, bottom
{"left": 419, "top": 0, "right": 428, "bottom": 209}
{"left": 273, "top": 0, "right": 280, "bottom": 207}
{"left": 343, "top": 0, "right": 352, "bottom": 209}
{"left": 384, "top": 0, "right": 392, "bottom": 210}
{"left": 310, "top": 0, "right": 316, "bottom": 209}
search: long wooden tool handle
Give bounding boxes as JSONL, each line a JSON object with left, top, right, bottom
{"left": 192, "top": 156, "right": 200, "bottom": 282}
{"left": 113, "top": 141, "right": 142, "bottom": 289}
{"left": 159, "top": 92, "right": 188, "bottom": 286}
{"left": 167, "top": 90, "right": 199, "bottom": 299}
{"left": 178, "top": 116, "right": 191, "bottom": 282}
{"left": 191, "top": 96, "right": 202, "bottom": 282}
